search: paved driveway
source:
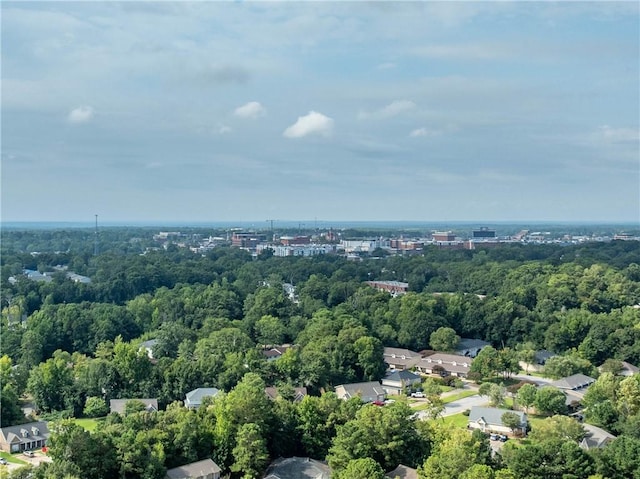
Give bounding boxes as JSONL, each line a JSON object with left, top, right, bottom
{"left": 443, "top": 394, "right": 489, "bottom": 416}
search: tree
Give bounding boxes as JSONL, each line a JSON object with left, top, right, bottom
{"left": 497, "top": 348, "right": 520, "bottom": 379}
{"left": 353, "top": 336, "right": 385, "bottom": 381}
{"left": 27, "top": 351, "right": 76, "bottom": 414}
{"left": 503, "top": 439, "right": 594, "bottom": 479}
{"left": 327, "top": 401, "right": 428, "bottom": 475}
{"left": 83, "top": 396, "right": 108, "bottom": 418}
{"left": 595, "top": 436, "right": 640, "bottom": 479}
{"left": 470, "top": 346, "right": 500, "bottom": 379}
{"left": 430, "top": 327, "right": 460, "bottom": 352}
{"left": 528, "top": 415, "right": 586, "bottom": 443}
{"left": 419, "top": 427, "right": 492, "bottom": 479}
{"left": 543, "top": 355, "right": 595, "bottom": 380}
{"left": 516, "top": 383, "right": 537, "bottom": 413}
{"left": 337, "top": 458, "right": 385, "bottom": 479}
{"left": 501, "top": 412, "right": 522, "bottom": 435}
{"left": 231, "top": 423, "right": 270, "bottom": 479}
{"left": 516, "top": 342, "right": 537, "bottom": 374}
{"left": 534, "top": 386, "right": 567, "bottom": 416}
{"left": 479, "top": 383, "right": 506, "bottom": 408}
{"left": 47, "top": 419, "right": 118, "bottom": 479}
{"left": 460, "top": 464, "right": 495, "bottom": 479}
{"left": 254, "top": 315, "right": 286, "bottom": 345}
{"left": 424, "top": 396, "right": 446, "bottom": 420}
{"left": 618, "top": 374, "right": 640, "bottom": 418}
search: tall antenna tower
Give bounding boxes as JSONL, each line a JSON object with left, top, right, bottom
{"left": 94, "top": 214, "right": 99, "bottom": 256}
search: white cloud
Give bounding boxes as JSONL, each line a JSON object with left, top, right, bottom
{"left": 358, "top": 100, "right": 416, "bottom": 120}
{"left": 597, "top": 125, "right": 640, "bottom": 143}
{"left": 218, "top": 124, "right": 232, "bottom": 134}
{"left": 376, "top": 62, "right": 396, "bottom": 70}
{"left": 283, "top": 111, "right": 334, "bottom": 138}
{"left": 67, "top": 105, "right": 94, "bottom": 123}
{"left": 234, "top": 101, "right": 266, "bottom": 119}
{"left": 409, "top": 127, "right": 442, "bottom": 138}
{"left": 412, "top": 44, "right": 509, "bottom": 60}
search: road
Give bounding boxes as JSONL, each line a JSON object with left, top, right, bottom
{"left": 442, "top": 394, "right": 489, "bottom": 417}
{"left": 512, "top": 373, "right": 553, "bottom": 386}
{"left": 411, "top": 392, "right": 489, "bottom": 420}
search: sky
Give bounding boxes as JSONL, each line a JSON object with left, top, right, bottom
{"left": 2, "top": 1, "right": 639, "bottom": 224}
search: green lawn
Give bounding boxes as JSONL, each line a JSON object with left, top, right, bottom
{"left": 74, "top": 417, "right": 106, "bottom": 432}
{"left": 0, "top": 452, "right": 28, "bottom": 465}
{"left": 441, "top": 390, "right": 478, "bottom": 404}
{"left": 433, "top": 413, "right": 469, "bottom": 428}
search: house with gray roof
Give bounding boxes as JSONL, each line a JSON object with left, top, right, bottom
{"left": 139, "top": 339, "right": 159, "bottom": 359}
{"left": 165, "top": 458, "right": 221, "bottom": 479}
{"left": 455, "top": 338, "right": 490, "bottom": 358}
{"left": 580, "top": 424, "right": 616, "bottom": 450}
{"left": 264, "top": 457, "right": 330, "bottom": 479}
{"left": 110, "top": 398, "right": 158, "bottom": 415}
{"left": 335, "top": 381, "right": 386, "bottom": 403}
{"left": 185, "top": 388, "right": 220, "bottom": 409}
{"left": 417, "top": 352, "right": 473, "bottom": 378}
{"left": 550, "top": 374, "right": 596, "bottom": 391}
{"left": 382, "top": 369, "right": 422, "bottom": 395}
{"left": 468, "top": 407, "right": 528, "bottom": 435}
{"left": 265, "top": 386, "right": 308, "bottom": 402}
{"left": 383, "top": 347, "right": 422, "bottom": 370}
{"left": 0, "top": 421, "right": 49, "bottom": 453}
{"left": 386, "top": 464, "right": 418, "bottom": 479}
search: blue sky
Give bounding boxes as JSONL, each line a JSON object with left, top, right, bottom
{"left": 2, "top": 1, "right": 639, "bottom": 223}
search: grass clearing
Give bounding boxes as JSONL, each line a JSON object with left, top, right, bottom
{"left": 432, "top": 413, "right": 469, "bottom": 428}
{"left": 0, "top": 452, "right": 28, "bottom": 465}
{"left": 441, "top": 390, "right": 477, "bottom": 404}
{"left": 74, "top": 417, "right": 106, "bottom": 432}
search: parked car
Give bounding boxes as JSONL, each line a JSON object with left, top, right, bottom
{"left": 0, "top": 458, "right": 8, "bottom": 465}
{"left": 410, "top": 391, "right": 425, "bottom": 398}
{"left": 498, "top": 435, "right": 508, "bottom": 442}
{"left": 24, "top": 451, "right": 35, "bottom": 457}
{"left": 489, "top": 434, "right": 499, "bottom": 441}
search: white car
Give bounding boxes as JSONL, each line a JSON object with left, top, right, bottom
{"left": 410, "top": 391, "right": 425, "bottom": 398}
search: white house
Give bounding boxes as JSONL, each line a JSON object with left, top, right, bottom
{"left": 468, "top": 407, "right": 528, "bottom": 435}
{"left": 185, "top": 388, "right": 220, "bottom": 409}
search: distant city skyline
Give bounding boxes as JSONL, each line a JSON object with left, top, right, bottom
{"left": 2, "top": 2, "right": 639, "bottom": 223}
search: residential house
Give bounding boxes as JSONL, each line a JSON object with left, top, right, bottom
{"left": 0, "top": 421, "right": 50, "bottom": 453}
{"left": 598, "top": 361, "right": 639, "bottom": 377}
{"left": 382, "top": 370, "right": 422, "bottom": 395}
{"left": 264, "top": 457, "right": 331, "bottom": 479}
{"left": 386, "top": 464, "right": 418, "bottom": 479}
{"left": 619, "top": 361, "right": 639, "bottom": 376}
{"left": 455, "top": 338, "right": 491, "bottom": 358}
{"left": 139, "top": 339, "right": 159, "bottom": 359}
{"left": 334, "top": 381, "right": 386, "bottom": 403}
{"left": 580, "top": 424, "right": 616, "bottom": 450}
{"left": 265, "top": 386, "right": 307, "bottom": 402}
{"left": 165, "top": 459, "right": 221, "bottom": 479}
{"left": 185, "top": 388, "right": 220, "bottom": 409}
{"left": 110, "top": 398, "right": 158, "bottom": 415}
{"left": 366, "top": 280, "right": 409, "bottom": 297}
{"left": 550, "top": 374, "right": 596, "bottom": 391}
{"left": 468, "top": 407, "right": 528, "bottom": 435}
{"left": 262, "top": 345, "right": 292, "bottom": 361}
{"left": 549, "top": 374, "right": 596, "bottom": 407}
{"left": 383, "top": 347, "right": 422, "bottom": 370}
{"left": 417, "top": 353, "right": 472, "bottom": 378}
